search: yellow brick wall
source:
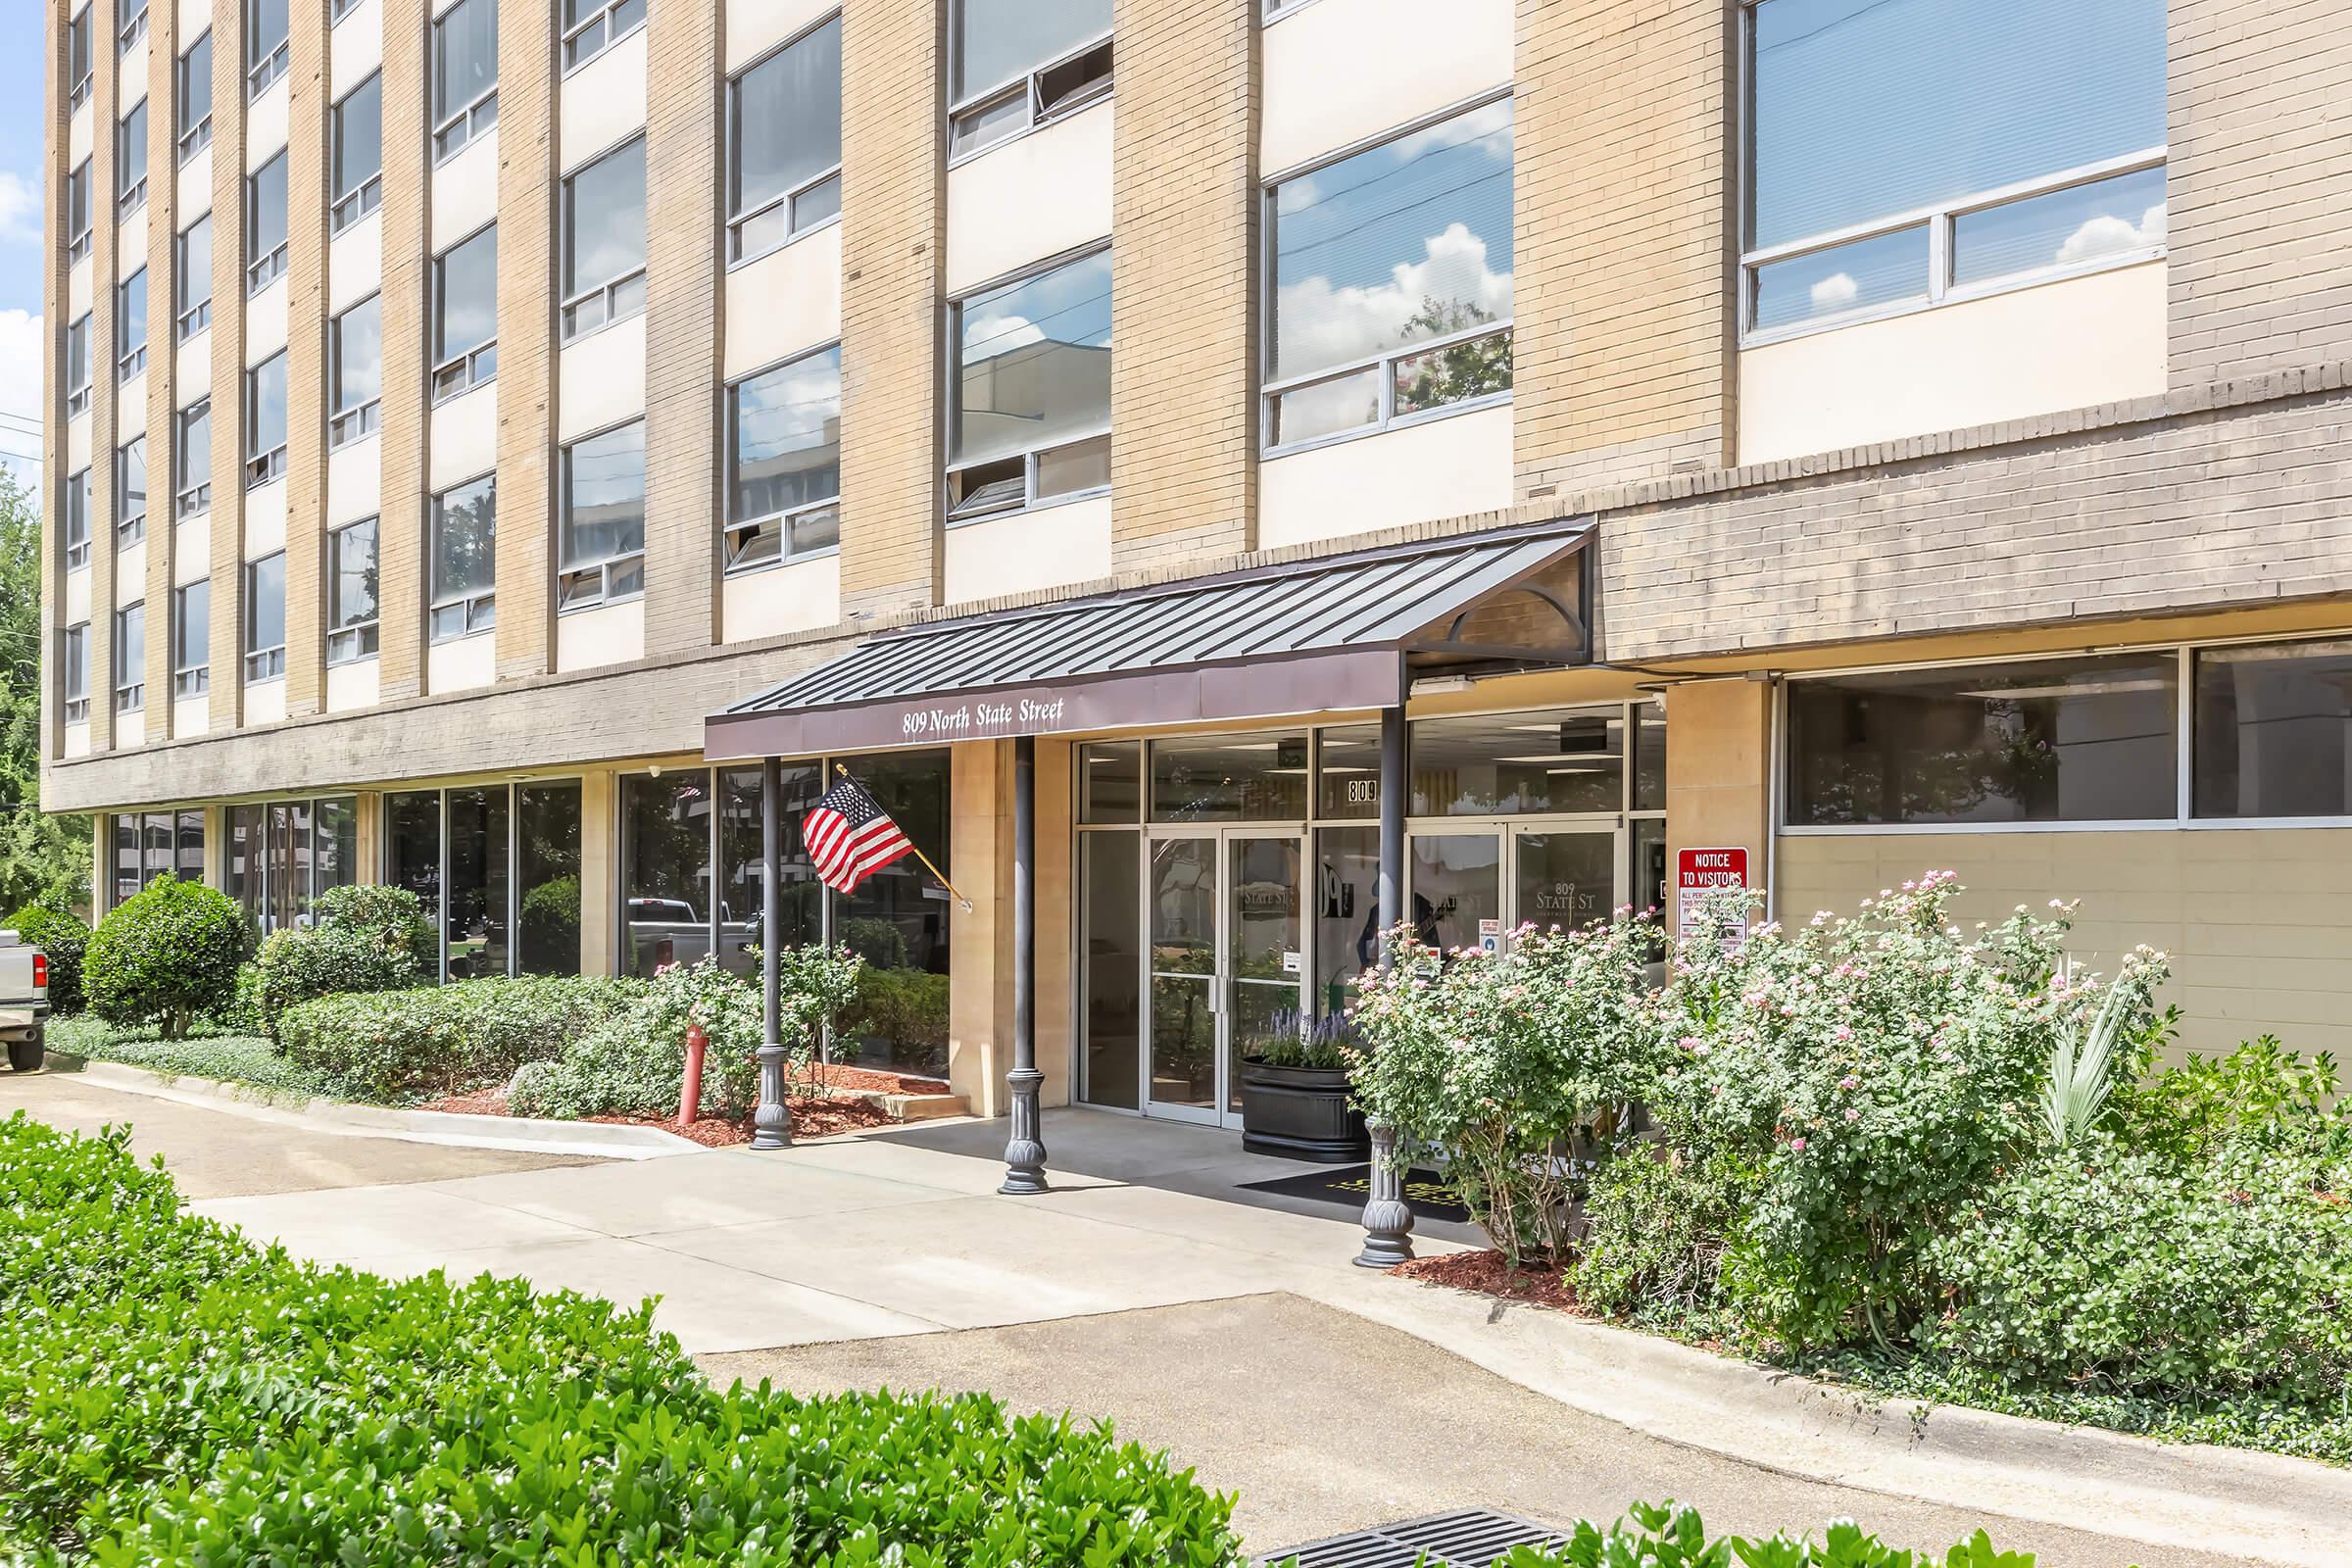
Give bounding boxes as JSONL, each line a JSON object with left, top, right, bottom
{"left": 283, "top": 3, "right": 330, "bottom": 718}
{"left": 204, "top": 0, "right": 248, "bottom": 725}
{"left": 142, "top": 0, "right": 180, "bottom": 730}
{"left": 87, "top": 3, "right": 119, "bottom": 753}
{"left": 38, "top": 0, "right": 67, "bottom": 758}
{"left": 376, "top": 0, "right": 429, "bottom": 701}
{"left": 494, "top": 0, "right": 558, "bottom": 679}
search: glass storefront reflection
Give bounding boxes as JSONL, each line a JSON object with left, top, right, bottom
{"left": 1410, "top": 833, "right": 1501, "bottom": 953}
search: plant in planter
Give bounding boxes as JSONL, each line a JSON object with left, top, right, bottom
{"left": 1238, "top": 1007, "right": 1368, "bottom": 1161}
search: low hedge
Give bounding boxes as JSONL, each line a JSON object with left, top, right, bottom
{"left": 43, "top": 1016, "right": 327, "bottom": 1097}
{"left": 1497, "top": 1500, "right": 2029, "bottom": 1567}
{"left": 255, "top": 884, "right": 437, "bottom": 1038}
{"left": 0, "top": 1113, "right": 1250, "bottom": 1564}
{"left": 275, "top": 974, "right": 642, "bottom": 1102}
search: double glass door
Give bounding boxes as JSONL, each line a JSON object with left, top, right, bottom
{"left": 1146, "top": 830, "right": 1303, "bottom": 1128}
{"left": 1407, "top": 824, "right": 1622, "bottom": 953}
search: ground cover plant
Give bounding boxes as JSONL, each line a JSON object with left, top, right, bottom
{"left": 0, "top": 1112, "right": 1253, "bottom": 1565}
{"left": 43, "top": 1014, "right": 327, "bottom": 1097}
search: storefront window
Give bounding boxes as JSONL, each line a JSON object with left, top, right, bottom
{"left": 175, "top": 809, "right": 205, "bottom": 882}
{"left": 1078, "top": 741, "right": 1141, "bottom": 824}
{"left": 1409, "top": 833, "right": 1500, "bottom": 953}
{"left": 226, "top": 805, "right": 260, "bottom": 919}
{"left": 112, "top": 815, "right": 139, "bottom": 906}
{"left": 445, "top": 787, "right": 511, "bottom": 979}
{"left": 2193, "top": 640, "right": 2352, "bottom": 819}
{"left": 1150, "top": 734, "right": 1307, "bottom": 822}
{"left": 110, "top": 809, "right": 205, "bottom": 908}
{"left": 384, "top": 792, "right": 442, "bottom": 939}
{"left": 833, "top": 750, "right": 952, "bottom": 1077}
{"left": 1312, "top": 825, "right": 1379, "bottom": 1013}
{"left": 1078, "top": 829, "right": 1139, "bottom": 1109}
{"left": 714, "top": 763, "right": 822, "bottom": 977}
{"left": 315, "top": 797, "right": 358, "bottom": 896}
{"left": 1315, "top": 725, "right": 1382, "bottom": 821}
{"left": 1632, "top": 701, "right": 1666, "bottom": 811}
{"left": 1631, "top": 818, "right": 1667, "bottom": 922}
{"left": 517, "top": 782, "right": 583, "bottom": 976}
{"left": 266, "top": 802, "right": 310, "bottom": 931}
{"left": 1515, "top": 831, "right": 1614, "bottom": 933}
{"left": 1410, "top": 709, "right": 1623, "bottom": 816}
{"left": 1787, "top": 656, "right": 2178, "bottom": 825}
{"left": 622, "top": 771, "right": 710, "bottom": 975}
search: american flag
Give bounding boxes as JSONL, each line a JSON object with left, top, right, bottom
{"left": 803, "top": 774, "right": 915, "bottom": 895}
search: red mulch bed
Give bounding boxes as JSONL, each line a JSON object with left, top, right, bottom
{"left": 416, "top": 1062, "right": 948, "bottom": 1147}
{"left": 1391, "top": 1249, "right": 1587, "bottom": 1315}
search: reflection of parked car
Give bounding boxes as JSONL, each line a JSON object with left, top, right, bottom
{"left": 628, "top": 896, "right": 707, "bottom": 971}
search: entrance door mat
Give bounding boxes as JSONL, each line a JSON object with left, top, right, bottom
{"left": 1236, "top": 1164, "right": 1471, "bottom": 1224}
{"left": 1257, "top": 1508, "right": 1569, "bottom": 1567}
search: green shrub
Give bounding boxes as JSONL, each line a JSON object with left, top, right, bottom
{"left": 3, "top": 896, "right": 90, "bottom": 1014}
{"left": 82, "top": 874, "right": 252, "bottom": 1039}
{"left": 1347, "top": 914, "right": 1657, "bottom": 1267}
{"left": 517, "top": 873, "right": 581, "bottom": 972}
{"left": 2116, "top": 1035, "right": 2347, "bottom": 1160}
{"left": 1494, "top": 1500, "right": 2031, "bottom": 1568}
{"left": 844, "top": 963, "right": 948, "bottom": 1070}
{"left": 255, "top": 885, "right": 435, "bottom": 1039}
{"left": 0, "top": 1113, "right": 1251, "bottom": 1566}
{"left": 277, "top": 974, "right": 641, "bottom": 1102}
{"left": 1570, "top": 1147, "right": 1752, "bottom": 1332}
{"left": 216, "top": 960, "right": 266, "bottom": 1034}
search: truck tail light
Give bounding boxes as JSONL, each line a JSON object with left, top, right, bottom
{"left": 31, "top": 955, "right": 46, "bottom": 991}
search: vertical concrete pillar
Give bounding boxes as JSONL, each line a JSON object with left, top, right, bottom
{"left": 495, "top": 0, "right": 558, "bottom": 679}
{"left": 1033, "top": 739, "right": 1074, "bottom": 1109}
{"left": 1662, "top": 676, "right": 1774, "bottom": 934}
{"left": 282, "top": 1, "right": 329, "bottom": 717}
{"left": 39, "top": 0, "right": 68, "bottom": 760}
{"left": 577, "top": 769, "right": 615, "bottom": 974}
{"left": 947, "top": 739, "right": 1010, "bottom": 1116}
{"left": 375, "top": 0, "right": 429, "bottom": 700}
{"left": 1106, "top": 0, "right": 1257, "bottom": 573}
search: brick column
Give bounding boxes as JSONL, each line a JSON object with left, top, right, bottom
{"left": 836, "top": 0, "right": 943, "bottom": 616}
{"left": 2167, "top": 0, "right": 2352, "bottom": 386}
{"left": 142, "top": 0, "right": 177, "bottom": 735}
{"left": 88, "top": 4, "right": 119, "bottom": 753}
{"left": 494, "top": 0, "right": 557, "bottom": 680}
{"left": 1107, "top": 0, "right": 1256, "bottom": 573}
{"left": 640, "top": 0, "right": 721, "bottom": 655}
{"left": 375, "top": 0, "right": 429, "bottom": 700}
{"left": 204, "top": 0, "right": 248, "bottom": 727}
{"left": 282, "top": 0, "right": 329, "bottom": 716}
{"left": 39, "top": 0, "right": 69, "bottom": 760}
{"left": 1511, "top": 0, "right": 1736, "bottom": 497}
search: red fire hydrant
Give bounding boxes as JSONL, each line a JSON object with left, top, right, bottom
{"left": 678, "top": 1020, "right": 708, "bottom": 1130}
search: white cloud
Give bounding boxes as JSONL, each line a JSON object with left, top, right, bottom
{"left": 1809, "top": 270, "right": 1860, "bottom": 312}
{"left": 962, "top": 310, "right": 1044, "bottom": 361}
{"left": 0, "top": 172, "right": 38, "bottom": 247}
{"left": 1277, "top": 221, "right": 1513, "bottom": 375}
{"left": 2057, "top": 202, "right": 2167, "bottom": 267}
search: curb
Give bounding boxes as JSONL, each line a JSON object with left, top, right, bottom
{"left": 1309, "top": 1268, "right": 2352, "bottom": 1568}
{"left": 47, "top": 1054, "right": 705, "bottom": 1159}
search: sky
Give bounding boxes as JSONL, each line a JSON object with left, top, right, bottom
{"left": 0, "top": 0, "right": 46, "bottom": 481}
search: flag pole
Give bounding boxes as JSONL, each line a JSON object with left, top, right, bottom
{"left": 836, "top": 763, "right": 974, "bottom": 912}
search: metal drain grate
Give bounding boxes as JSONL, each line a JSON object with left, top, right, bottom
{"left": 1257, "top": 1508, "right": 1570, "bottom": 1567}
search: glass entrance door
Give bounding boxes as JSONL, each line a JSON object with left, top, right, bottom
{"left": 1406, "top": 823, "right": 1623, "bottom": 951}
{"left": 1145, "top": 829, "right": 1304, "bottom": 1127}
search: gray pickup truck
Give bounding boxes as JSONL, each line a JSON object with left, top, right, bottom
{"left": 0, "top": 930, "right": 49, "bottom": 1073}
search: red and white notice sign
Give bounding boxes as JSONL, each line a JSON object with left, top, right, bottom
{"left": 1676, "top": 847, "right": 1749, "bottom": 948}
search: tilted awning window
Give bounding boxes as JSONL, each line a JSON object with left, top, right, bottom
{"left": 706, "top": 519, "right": 1593, "bottom": 759}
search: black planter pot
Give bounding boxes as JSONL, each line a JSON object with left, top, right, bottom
{"left": 1238, "top": 1056, "right": 1368, "bottom": 1162}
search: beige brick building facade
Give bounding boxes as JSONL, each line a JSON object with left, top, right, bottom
{"left": 37, "top": 0, "right": 2352, "bottom": 1111}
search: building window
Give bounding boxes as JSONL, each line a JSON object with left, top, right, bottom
{"left": 174, "top": 399, "right": 212, "bottom": 517}
{"left": 948, "top": 0, "right": 1110, "bottom": 159}
{"left": 113, "top": 603, "right": 145, "bottom": 714}
{"left": 563, "top": 0, "right": 644, "bottom": 72}
{"left": 432, "top": 0, "right": 500, "bottom": 162}
{"left": 178, "top": 30, "right": 214, "bottom": 160}
{"left": 431, "top": 223, "right": 497, "bottom": 401}
{"left": 430, "top": 473, "right": 497, "bottom": 640}
{"left": 1743, "top": 0, "right": 2167, "bottom": 339}
{"left": 2193, "top": 640, "right": 2352, "bottom": 820}
{"left": 67, "top": 7, "right": 93, "bottom": 111}
{"left": 945, "top": 248, "right": 1110, "bottom": 521}
{"left": 246, "top": 0, "right": 289, "bottom": 96}
{"left": 228, "top": 798, "right": 357, "bottom": 933}
{"left": 385, "top": 784, "right": 581, "bottom": 980}
{"left": 118, "top": 101, "right": 149, "bottom": 216}
{"left": 64, "top": 314, "right": 92, "bottom": 417}
{"left": 118, "top": 0, "right": 149, "bottom": 50}
{"left": 172, "top": 578, "right": 210, "bottom": 696}
{"left": 63, "top": 468, "right": 91, "bottom": 570}
{"left": 66, "top": 160, "right": 93, "bottom": 265}
{"left": 175, "top": 215, "right": 213, "bottom": 338}
{"left": 558, "top": 420, "right": 646, "bottom": 610}
{"left": 1786, "top": 655, "right": 2179, "bottom": 827}
{"left": 561, "top": 136, "right": 646, "bottom": 341}
{"left": 115, "top": 437, "right": 146, "bottom": 546}
{"left": 326, "top": 517, "right": 379, "bottom": 663}
{"left": 727, "top": 14, "right": 842, "bottom": 263}
{"left": 246, "top": 151, "right": 289, "bottom": 293}
{"left": 329, "top": 295, "right": 382, "bottom": 447}
{"left": 106, "top": 809, "right": 203, "bottom": 910}
{"left": 61, "top": 624, "right": 91, "bottom": 723}
{"left": 330, "top": 0, "right": 364, "bottom": 24}
{"left": 618, "top": 765, "right": 832, "bottom": 983}
{"left": 116, "top": 269, "right": 148, "bottom": 380}
{"left": 245, "top": 350, "right": 288, "bottom": 486}
{"left": 725, "top": 342, "right": 841, "bottom": 570}
{"left": 243, "top": 551, "right": 286, "bottom": 682}
{"left": 330, "top": 74, "right": 383, "bottom": 232}
{"left": 1264, "top": 97, "right": 1514, "bottom": 450}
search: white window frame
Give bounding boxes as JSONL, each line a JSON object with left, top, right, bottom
{"left": 64, "top": 469, "right": 92, "bottom": 571}
{"left": 118, "top": 0, "right": 148, "bottom": 52}
{"left": 172, "top": 581, "right": 209, "bottom": 697}
{"left": 325, "top": 517, "right": 380, "bottom": 664}
{"left": 328, "top": 295, "right": 382, "bottom": 449}
{"left": 64, "top": 315, "right": 93, "bottom": 418}
{"left": 947, "top": 24, "right": 1112, "bottom": 165}
{"left": 560, "top": 135, "right": 648, "bottom": 343}
{"left": 174, "top": 399, "right": 212, "bottom": 519}
{"left": 942, "top": 245, "right": 1112, "bottom": 525}
{"left": 429, "top": 475, "right": 498, "bottom": 642}
{"left": 115, "top": 437, "right": 147, "bottom": 546}
{"left": 116, "top": 270, "right": 148, "bottom": 380}
{"left": 562, "top": 0, "right": 645, "bottom": 74}
{"left": 66, "top": 161, "right": 93, "bottom": 265}
{"left": 245, "top": 0, "right": 288, "bottom": 97}
{"left": 724, "top": 14, "right": 844, "bottom": 267}
{"left": 557, "top": 419, "right": 648, "bottom": 612}
{"left": 244, "top": 352, "right": 288, "bottom": 488}
{"left": 175, "top": 217, "right": 213, "bottom": 339}
{"left": 117, "top": 102, "right": 149, "bottom": 217}
{"left": 177, "top": 31, "right": 214, "bottom": 161}
{"left": 329, "top": 74, "right": 384, "bottom": 233}
{"left": 329, "top": 0, "right": 365, "bottom": 23}
{"left": 1256, "top": 93, "right": 1516, "bottom": 459}
{"left": 113, "top": 604, "right": 145, "bottom": 714}
{"left": 246, "top": 154, "right": 290, "bottom": 295}
{"left": 62, "top": 624, "right": 91, "bottom": 723}
{"left": 431, "top": 0, "right": 501, "bottom": 165}
{"left": 243, "top": 553, "right": 288, "bottom": 683}
{"left": 430, "top": 223, "right": 499, "bottom": 404}
{"left": 723, "top": 342, "right": 845, "bottom": 573}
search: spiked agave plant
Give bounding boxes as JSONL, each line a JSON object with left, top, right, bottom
{"left": 2042, "top": 973, "right": 2138, "bottom": 1150}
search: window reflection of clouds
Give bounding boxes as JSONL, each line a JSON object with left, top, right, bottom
{"left": 953, "top": 251, "right": 1112, "bottom": 467}
{"left": 1271, "top": 101, "right": 1513, "bottom": 384}
{"left": 735, "top": 347, "right": 843, "bottom": 518}
{"left": 567, "top": 138, "right": 645, "bottom": 294}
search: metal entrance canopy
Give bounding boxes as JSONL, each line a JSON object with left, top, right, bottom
{"left": 705, "top": 518, "right": 1594, "bottom": 760}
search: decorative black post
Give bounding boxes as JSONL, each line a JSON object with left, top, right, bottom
{"left": 1001, "top": 735, "right": 1049, "bottom": 1194}
{"left": 751, "top": 754, "right": 793, "bottom": 1151}
{"left": 1356, "top": 698, "right": 1415, "bottom": 1267}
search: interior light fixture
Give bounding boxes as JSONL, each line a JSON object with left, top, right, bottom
{"left": 1411, "top": 674, "right": 1477, "bottom": 696}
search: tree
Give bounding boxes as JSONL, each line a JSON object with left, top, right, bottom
{"left": 0, "top": 467, "right": 93, "bottom": 914}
